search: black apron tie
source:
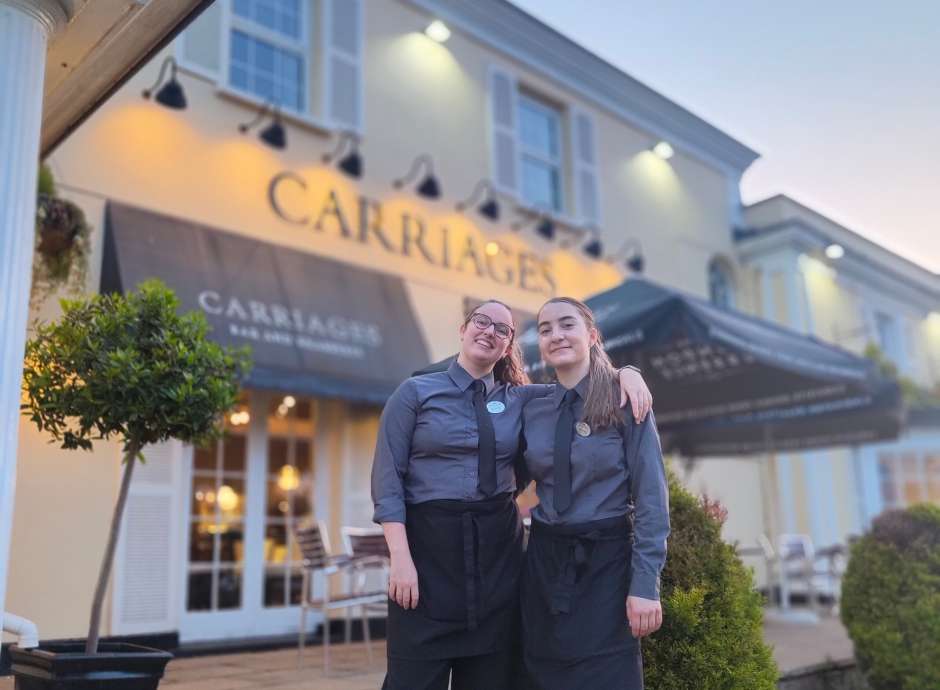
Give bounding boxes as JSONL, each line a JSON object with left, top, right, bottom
{"left": 462, "top": 512, "right": 480, "bottom": 630}
{"left": 472, "top": 379, "right": 497, "bottom": 496}
{"left": 553, "top": 388, "right": 578, "bottom": 513}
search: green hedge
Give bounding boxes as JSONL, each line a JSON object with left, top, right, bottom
{"left": 841, "top": 504, "right": 940, "bottom": 690}
{"left": 642, "top": 470, "right": 778, "bottom": 689}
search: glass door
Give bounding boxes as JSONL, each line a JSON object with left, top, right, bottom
{"left": 263, "top": 395, "right": 316, "bottom": 608}
{"left": 180, "top": 391, "right": 320, "bottom": 642}
{"left": 186, "top": 404, "right": 249, "bottom": 613}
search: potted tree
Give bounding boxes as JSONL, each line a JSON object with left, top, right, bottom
{"left": 12, "top": 280, "right": 250, "bottom": 689}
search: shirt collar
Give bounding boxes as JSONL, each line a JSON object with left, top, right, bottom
{"left": 447, "top": 358, "right": 496, "bottom": 393}
{"left": 553, "top": 374, "right": 590, "bottom": 408}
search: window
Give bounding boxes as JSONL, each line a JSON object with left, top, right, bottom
{"left": 878, "top": 451, "right": 940, "bottom": 510}
{"left": 228, "top": 0, "right": 307, "bottom": 112}
{"left": 708, "top": 259, "right": 736, "bottom": 309}
{"left": 518, "top": 92, "right": 564, "bottom": 212}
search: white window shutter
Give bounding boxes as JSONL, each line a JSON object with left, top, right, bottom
{"left": 324, "top": 0, "right": 363, "bottom": 131}
{"left": 488, "top": 65, "right": 519, "bottom": 195}
{"left": 177, "top": 1, "right": 222, "bottom": 78}
{"left": 571, "top": 107, "right": 600, "bottom": 224}
{"left": 111, "top": 441, "right": 183, "bottom": 635}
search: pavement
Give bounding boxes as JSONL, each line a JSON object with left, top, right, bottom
{"left": 1, "top": 610, "right": 855, "bottom": 689}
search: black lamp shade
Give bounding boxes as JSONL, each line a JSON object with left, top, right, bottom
{"left": 536, "top": 217, "right": 555, "bottom": 240}
{"left": 338, "top": 151, "right": 363, "bottom": 178}
{"left": 583, "top": 238, "right": 603, "bottom": 258}
{"left": 155, "top": 79, "right": 187, "bottom": 110}
{"left": 260, "top": 120, "right": 286, "bottom": 149}
{"left": 478, "top": 198, "right": 500, "bottom": 221}
{"left": 628, "top": 254, "right": 645, "bottom": 273}
{"left": 417, "top": 175, "right": 441, "bottom": 199}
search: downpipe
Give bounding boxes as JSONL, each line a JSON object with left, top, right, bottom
{"left": 2, "top": 612, "right": 38, "bottom": 648}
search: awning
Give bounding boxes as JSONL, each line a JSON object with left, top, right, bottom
{"left": 520, "top": 278, "right": 905, "bottom": 456}
{"left": 101, "top": 202, "right": 429, "bottom": 404}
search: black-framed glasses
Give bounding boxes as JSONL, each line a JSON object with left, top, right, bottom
{"left": 468, "top": 313, "right": 514, "bottom": 340}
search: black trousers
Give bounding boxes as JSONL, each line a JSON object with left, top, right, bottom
{"left": 382, "top": 648, "right": 516, "bottom": 690}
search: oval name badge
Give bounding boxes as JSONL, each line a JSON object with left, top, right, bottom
{"left": 486, "top": 401, "right": 506, "bottom": 414}
{"left": 575, "top": 422, "right": 592, "bottom": 437}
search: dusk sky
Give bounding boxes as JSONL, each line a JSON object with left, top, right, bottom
{"left": 512, "top": 0, "right": 939, "bottom": 274}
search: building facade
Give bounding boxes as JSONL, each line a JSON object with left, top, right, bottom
{"left": 6, "top": 0, "right": 934, "bottom": 650}
{"left": 734, "top": 196, "right": 940, "bottom": 551}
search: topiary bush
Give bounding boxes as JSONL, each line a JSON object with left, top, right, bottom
{"left": 21, "top": 280, "right": 251, "bottom": 653}
{"left": 840, "top": 504, "right": 940, "bottom": 690}
{"left": 642, "top": 470, "right": 779, "bottom": 689}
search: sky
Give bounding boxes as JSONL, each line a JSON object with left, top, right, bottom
{"left": 511, "top": 0, "right": 939, "bottom": 274}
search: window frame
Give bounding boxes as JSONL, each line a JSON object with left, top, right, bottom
{"left": 221, "top": 0, "right": 312, "bottom": 115}
{"left": 516, "top": 90, "right": 566, "bottom": 214}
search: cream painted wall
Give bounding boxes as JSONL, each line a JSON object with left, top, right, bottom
{"left": 9, "top": 0, "right": 762, "bottom": 638}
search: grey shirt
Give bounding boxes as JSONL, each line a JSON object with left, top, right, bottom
{"left": 371, "top": 360, "right": 551, "bottom": 524}
{"left": 522, "top": 375, "right": 670, "bottom": 600}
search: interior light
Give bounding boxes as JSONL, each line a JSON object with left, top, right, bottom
{"left": 825, "top": 243, "right": 845, "bottom": 260}
{"left": 485, "top": 241, "right": 500, "bottom": 257}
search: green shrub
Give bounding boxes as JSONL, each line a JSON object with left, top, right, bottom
{"left": 840, "top": 504, "right": 940, "bottom": 690}
{"left": 642, "top": 470, "right": 779, "bottom": 689}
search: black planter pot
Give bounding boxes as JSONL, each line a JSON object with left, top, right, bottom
{"left": 9, "top": 643, "right": 172, "bottom": 690}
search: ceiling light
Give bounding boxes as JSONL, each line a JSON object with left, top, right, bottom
{"left": 652, "top": 141, "right": 674, "bottom": 160}
{"left": 825, "top": 243, "right": 845, "bottom": 260}
{"left": 425, "top": 20, "right": 451, "bottom": 43}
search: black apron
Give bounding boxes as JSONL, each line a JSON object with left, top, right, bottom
{"left": 521, "top": 515, "right": 643, "bottom": 690}
{"left": 387, "top": 493, "right": 524, "bottom": 660}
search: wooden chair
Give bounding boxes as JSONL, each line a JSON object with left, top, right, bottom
{"left": 295, "top": 521, "right": 387, "bottom": 675}
{"left": 340, "top": 526, "right": 390, "bottom": 643}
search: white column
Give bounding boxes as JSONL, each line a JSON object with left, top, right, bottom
{"left": 0, "top": 0, "right": 68, "bottom": 633}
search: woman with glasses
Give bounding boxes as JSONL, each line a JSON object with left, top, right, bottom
{"left": 520, "top": 297, "right": 669, "bottom": 689}
{"left": 371, "top": 300, "right": 652, "bottom": 690}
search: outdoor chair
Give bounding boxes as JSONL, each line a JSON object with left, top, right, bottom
{"left": 340, "top": 526, "right": 390, "bottom": 643}
{"left": 776, "top": 533, "right": 843, "bottom": 613}
{"left": 295, "top": 521, "right": 388, "bottom": 675}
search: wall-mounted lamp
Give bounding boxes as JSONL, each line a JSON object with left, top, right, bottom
{"left": 142, "top": 56, "right": 187, "bottom": 110}
{"left": 608, "top": 239, "right": 645, "bottom": 273}
{"left": 512, "top": 207, "right": 556, "bottom": 240}
{"left": 393, "top": 154, "right": 441, "bottom": 199}
{"left": 238, "top": 101, "right": 286, "bottom": 150}
{"left": 323, "top": 131, "right": 362, "bottom": 178}
{"left": 825, "top": 242, "right": 845, "bottom": 260}
{"left": 652, "top": 141, "right": 674, "bottom": 160}
{"left": 456, "top": 179, "right": 500, "bottom": 221}
{"left": 425, "top": 19, "right": 451, "bottom": 43}
{"left": 582, "top": 226, "right": 604, "bottom": 259}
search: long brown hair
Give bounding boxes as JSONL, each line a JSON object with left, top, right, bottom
{"left": 538, "top": 296, "right": 622, "bottom": 429}
{"left": 463, "top": 300, "right": 530, "bottom": 387}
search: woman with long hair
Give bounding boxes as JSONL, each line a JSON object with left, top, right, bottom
{"left": 371, "top": 299, "right": 652, "bottom": 690}
{"left": 520, "top": 297, "right": 670, "bottom": 689}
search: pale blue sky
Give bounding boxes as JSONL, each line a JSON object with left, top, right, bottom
{"left": 511, "top": 0, "right": 939, "bottom": 273}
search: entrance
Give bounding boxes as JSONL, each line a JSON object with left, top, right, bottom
{"left": 179, "top": 391, "right": 319, "bottom": 642}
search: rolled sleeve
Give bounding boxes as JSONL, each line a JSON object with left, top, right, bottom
{"left": 371, "top": 379, "right": 419, "bottom": 524}
{"left": 625, "top": 411, "right": 670, "bottom": 600}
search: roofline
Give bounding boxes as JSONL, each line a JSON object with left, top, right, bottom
{"left": 406, "top": 0, "right": 760, "bottom": 176}
{"left": 42, "top": 0, "right": 217, "bottom": 158}
{"left": 745, "top": 193, "right": 939, "bottom": 282}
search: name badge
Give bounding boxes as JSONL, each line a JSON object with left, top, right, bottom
{"left": 487, "top": 401, "right": 506, "bottom": 414}
{"left": 575, "top": 422, "right": 592, "bottom": 437}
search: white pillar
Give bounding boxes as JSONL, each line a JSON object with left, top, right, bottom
{"left": 0, "top": 0, "right": 68, "bottom": 635}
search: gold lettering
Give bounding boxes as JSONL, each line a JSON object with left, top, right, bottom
{"left": 455, "top": 234, "right": 485, "bottom": 277}
{"left": 400, "top": 213, "right": 437, "bottom": 264}
{"left": 314, "top": 189, "right": 352, "bottom": 237}
{"left": 358, "top": 196, "right": 397, "bottom": 251}
{"left": 268, "top": 172, "right": 309, "bottom": 225}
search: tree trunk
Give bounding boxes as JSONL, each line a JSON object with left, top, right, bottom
{"left": 85, "top": 443, "right": 139, "bottom": 654}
